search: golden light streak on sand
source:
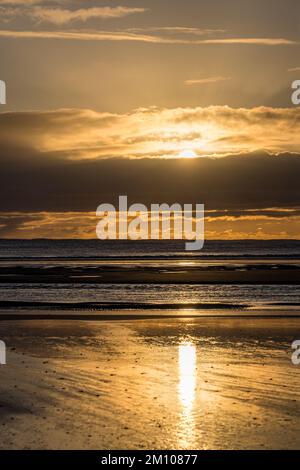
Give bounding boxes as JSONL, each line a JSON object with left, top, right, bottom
{"left": 178, "top": 341, "right": 197, "bottom": 448}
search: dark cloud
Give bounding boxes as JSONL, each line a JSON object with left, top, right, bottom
{"left": 0, "top": 147, "right": 299, "bottom": 211}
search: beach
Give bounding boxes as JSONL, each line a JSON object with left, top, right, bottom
{"left": 0, "top": 240, "right": 299, "bottom": 449}
{"left": 1, "top": 314, "right": 300, "bottom": 450}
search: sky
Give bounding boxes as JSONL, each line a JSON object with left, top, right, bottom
{"left": 0, "top": 0, "right": 299, "bottom": 239}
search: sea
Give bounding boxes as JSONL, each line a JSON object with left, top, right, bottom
{"left": 0, "top": 239, "right": 299, "bottom": 311}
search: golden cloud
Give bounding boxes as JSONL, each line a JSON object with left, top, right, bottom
{"left": 0, "top": 29, "right": 297, "bottom": 46}
{"left": 0, "top": 6, "right": 147, "bottom": 25}
{"left": 0, "top": 211, "right": 299, "bottom": 239}
{"left": 0, "top": 105, "right": 299, "bottom": 159}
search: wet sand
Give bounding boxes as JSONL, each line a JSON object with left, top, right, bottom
{"left": 0, "top": 315, "right": 300, "bottom": 449}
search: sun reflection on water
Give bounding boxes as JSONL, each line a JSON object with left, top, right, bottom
{"left": 178, "top": 341, "right": 197, "bottom": 448}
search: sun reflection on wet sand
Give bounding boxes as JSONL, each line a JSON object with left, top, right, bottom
{"left": 178, "top": 341, "right": 197, "bottom": 448}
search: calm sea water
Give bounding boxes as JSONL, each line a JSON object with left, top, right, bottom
{"left": 0, "top": 239, "right": 299, "bottom": 309}
{"left": 0, "top": 239, "right": 299, "bottom": 259}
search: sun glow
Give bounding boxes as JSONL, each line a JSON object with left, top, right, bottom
{"left": 179, "top": 149, "right": 197, "bottom": 159}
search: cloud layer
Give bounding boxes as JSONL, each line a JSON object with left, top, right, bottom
{"left": 185, "top": 77, "right": 231, "bottom": 86}
{"left": 0, "top": 6, "right": 147, "bottom": 25}
{"left": 0, "top": 143, "right": 299, "bottom": 212}
{"left": 0, "top": 210, "right": 299, "bottom": 239}
{"left": 0, "top": 105, "right": 299, "bottom": 160}
{"left": 0, "top": 28, "right": 296, "bottom": 45}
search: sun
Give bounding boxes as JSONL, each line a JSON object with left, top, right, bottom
{"left": 179, "top": 149, "right": 197, "bottom": 159}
